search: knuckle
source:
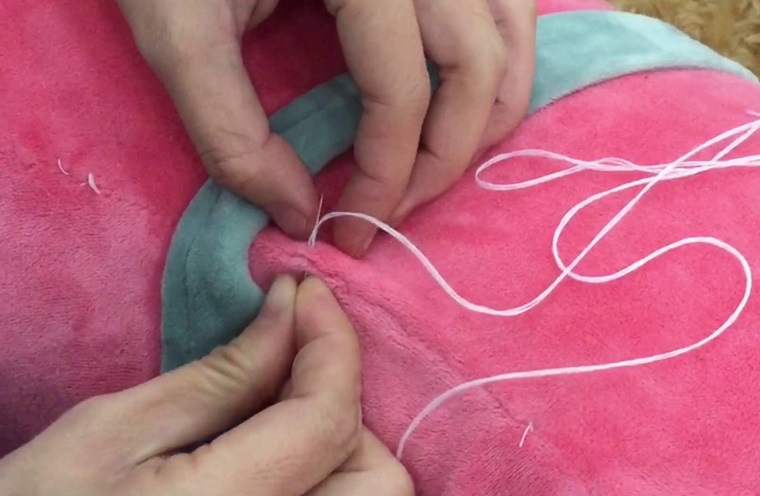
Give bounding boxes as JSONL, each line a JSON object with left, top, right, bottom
{"left": 315, "top": 399, "right": 361, "bottom": 456}
{"left": 149, "top": 450, "right": 200, "bottom": 483}
{"left": 207, "top": 340, "right": 250, "bottom": 374}
{"left": 364, "top": 68, "right": 432, "bottom": 122}
{"left": 380, "top": 463, "right": 415, "bottom": 496}
{"left": 201, "top": 148, "right": 234, "bottom": 182}
{"left": 200, "top": 145, "right": 268, "bottom": 197}
{"left": 470, "top": 36, "right": 509, "bottom": 88}
{"left": 196, "top": 340, "right": 256, "bottom": 393}
{"left": 453, "top": 6, "right": 510, "bottom": 83}
{"left": 199, "top": 146, "right": 241, "bottom": 179}
{"left": 404, "top": 72, "right": 434, "bottom": 114}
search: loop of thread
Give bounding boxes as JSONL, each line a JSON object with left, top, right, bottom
{"left": 308, "top": 113, "right": 760, "bottom": 460}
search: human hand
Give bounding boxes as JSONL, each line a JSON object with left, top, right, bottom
{"left": 117, "top": 0, "right": 536, "bottom": 257}
{"left": 0, "top": 276, "right": 412, "bottom": 496}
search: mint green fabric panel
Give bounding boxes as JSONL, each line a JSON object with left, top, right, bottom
{"left": 528, "top": 12, "right": 756, "bottom": 112}
{"left": 160, "top": 11, "right": 757, "bottom": 372}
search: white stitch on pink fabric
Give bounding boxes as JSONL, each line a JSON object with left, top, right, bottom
{"left": 309, "top": 113, "right": 760, "bottom": 459}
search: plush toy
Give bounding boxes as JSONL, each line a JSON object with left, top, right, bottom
{"left": 609, "top": 0, "right": 760, "bottom": 78}
{"left": 3, "top": 0, "right": 760, "bottom": 494}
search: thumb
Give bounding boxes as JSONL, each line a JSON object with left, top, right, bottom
{"left": 160, "top": 43, "right": 320, "bottom": 238}
{"left": 112, "top": 275, "right": 298, "bottom": 463}
{"left": 119, "top": 0, "right": 319, "bottom": 238}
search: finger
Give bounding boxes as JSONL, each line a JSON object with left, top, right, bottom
{"left": 163, "top": 48, "right": 320, "bottom": 239}
{"left": 120, "top": 0, "right": 318, "bottom": 238}
{"left": 477, "top": 0, "right": 537, "bottom": 152}
{"left": 289, "top": 277, "right": 361, "bottom": 394}
{"left": 390, "top": 0, "right": 508, "bottom": 224}
{"left": 325, "top": 0, "right": 431, "bottom": 257}
{"left": 111, "top": 275, "right": 298, "bottom": 463}
{"left": 142, "top": 277, "right": 362, "bottom": 496}
{"left": 306, "top": 428, "right": 414, "bottom": 495}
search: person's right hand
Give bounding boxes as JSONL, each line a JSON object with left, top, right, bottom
{"left": 0, "top": 276, "right": 413, "bottom": 496}
{"left": 117, "top": 0, "right": 537, "bottom": 257}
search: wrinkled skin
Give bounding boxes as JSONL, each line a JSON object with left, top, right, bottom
{"left": 0, "top": 277, "right": 413, "bottom": 496}
{"left": 117, "top": 0, "right": 537, "bottom": 257}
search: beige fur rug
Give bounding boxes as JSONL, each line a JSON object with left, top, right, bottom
{"left": 609, "top": 0, "right": 760, "bottom": 77}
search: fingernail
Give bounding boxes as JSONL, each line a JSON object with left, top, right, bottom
{"left": 302, "top": 275, "right": 332, "bottom": 298}
{"left": 273, "top": 206, "right": 309, "bottom": 239}
{"left": 261, "top": 276, "right": 294, "bottom": 318}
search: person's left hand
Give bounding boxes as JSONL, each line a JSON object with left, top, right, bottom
{"left": 0, "top": 276, "right": 412, "bottom": 496}
{"left": 117, "top": 0, "right": 537, "bottom": 257}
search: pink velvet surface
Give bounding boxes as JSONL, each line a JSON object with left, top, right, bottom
{"left": 6, "top": 0, "right": 758, "bottom": 494}
{"left": 0, "top": 0, "right": 327, "bottom": 452}
{"left": 250, "top": 34, "right": 760, "bottom": 496}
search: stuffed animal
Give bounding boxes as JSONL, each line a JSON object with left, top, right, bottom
{"left": 3, "top": 0, "right": 760, "bottom": 494}
{"left": 609, "top": 0, "right": 760, "bottom": 78}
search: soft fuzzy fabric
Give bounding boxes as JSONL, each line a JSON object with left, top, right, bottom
{"left": 251, "top": 72, "right": 760, "bottom": 494}
{"left": 248, "top": 17, "right": 760, "bottom": 496}
{"left": 160, "top": 9, "right": 755, "bottom": 372}
{"left": 3, "top": 0, "right": 760, "bottom": 495}
{"left": 608, "top": 0, "right": 760, "bottom": 78}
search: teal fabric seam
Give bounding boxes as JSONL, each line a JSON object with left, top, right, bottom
{"left": 160, "top": 11, "right": 758, "bottom": 372}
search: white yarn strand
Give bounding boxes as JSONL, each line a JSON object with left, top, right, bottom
{"left": 86, "top": 173, "right": 102, "bottom": 195}
{"left": 56, "top": 158, "right": 71, "bottom": 176}
{"left": 519, "top": 422, "right": 534, "bottom": 448}
{"left": 308, "top": 114, "right": 760, "bottom": 460}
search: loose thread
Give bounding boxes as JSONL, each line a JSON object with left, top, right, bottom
{"left": 301, "top": 196, "right": 325, "bottom": 282}
{"left": 58, "top": 159, "right": 103, "bottom": 195}
{"left": 86, "top": 173, "right": 102, "bottom": 195}
{"left": 308, "top": 114, "right": 759, "bottom": 460}
{"left": 56, "top": 158, "right": 71, "bottom": 176}
{"left": 519, "top": 422, "right": 534, "bottom": 448}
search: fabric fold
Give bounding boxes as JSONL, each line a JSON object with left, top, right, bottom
{"left": 160, "top": 10, "right": 757, "bottom": 371}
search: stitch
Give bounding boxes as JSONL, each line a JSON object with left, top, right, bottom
{"left": 159, "top": 10, "right": 758, "bottom": 372}
{"left": 309, "top": 115, "right": 759, "bottom": 459}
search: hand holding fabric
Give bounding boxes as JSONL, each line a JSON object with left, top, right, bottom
{"left": 0, "top": 277, "right": 412, "bottom": 496}
{"left": 116, "top": 0, "right": 537, "bottom": 257}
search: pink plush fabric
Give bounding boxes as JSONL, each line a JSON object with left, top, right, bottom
{"left": 6, "top": 0, "right": 760, "bottom": 494}
{"left": 0, "top": 0, "right": 336, "bottom": 452}
{"left": 250, "top": 36, "right": 760, "bottom": 496}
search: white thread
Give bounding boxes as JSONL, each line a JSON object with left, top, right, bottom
{"left": 519, "top": 422, "right": 533, "bottom": 448}
{"left": 86, "top": 173, "right": 101, "bottom": 195}
{"left": 58, "top": 159, "right": 103, "bottom": 195}
{"left": 308, "top": 114, "right": 759, "bottom": 460}
{"left": 56, "top": 158, "right": 71, "bottom": 176}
